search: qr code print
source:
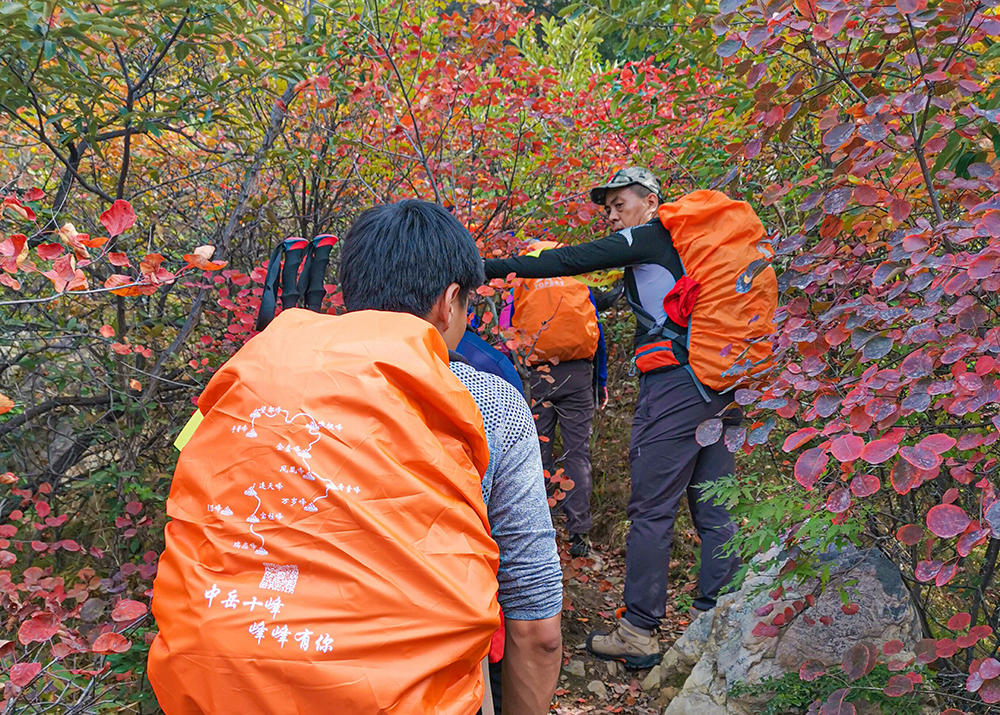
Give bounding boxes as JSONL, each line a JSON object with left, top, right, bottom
{"left": 259, "top": 563, "right": 299, "bottom": 594}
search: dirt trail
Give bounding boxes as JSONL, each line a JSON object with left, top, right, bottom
{"left": 549, "top": 538, "right": 698, "bottom": 714}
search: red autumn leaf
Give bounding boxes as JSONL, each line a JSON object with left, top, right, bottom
{"left": 799, "top": 659, "right": 826, "bottom": 681}
{"left": 882, "top": 640, "right": 904, "bottom": 655}
{"left": 24, "top": 188, "right": 44, "bottom": 202}
{"left": 841, "top": 641, "right": 877, "bottom": 681}
{"left": 958, "top": 527, "right": 989, "bottom": 557}
{"left": 854, "top": 185, "right": 879, "bottom": 205}
{"left": 99, "top": 325, "right": 115, "bottom": 338}
{"left": 981, "top": 678, "right": 1000, "bottom": 704}
{"left": 794, "top": 0, "right": 818, "bottom": 20}
{"left": 41, "top": 254, "right": 76, "bottom": 293}
{"left": 752, "top": 621, "right": 780, "bottom": 638}
{"left": 936, "top": 638, "right": 958, "bottom": 659}
{"left": 140, "top": 253, "right": 165, "bottom": 275}
{"left": 860, "top": 439, "right": 898, "bottom": 465}
{"left": 889, "top": 198, "right": 912, "bottom": 222}
{"left": 899, "top": 445, "right": 941, "bottom": 470}
{"left": 826, "top": 488, "right": 852, "bottom": 513}
{"left": 17, "top": 612, "right": 60, "bottom": 644}
{"left": 883, "top": 674, "right": 913, "bottom": 697}
{"left": 936, "top": 562, "right": 959, "bottom": 587}
{"left": 970, "top": 625, "right": 994, "bottom": 642}
{"left": 107, "top": 252, "right": 130, "bottom": 267}
{"left": 819, "top": 688, "right": 855, "bottom": 715}
{"left": 92, "top": 631, "right": 131, "bottom": 654}
{"left": 125, "top": 500, "right": 143, "bottom": 515}
{"left": 948, "top": 612, "right": 972, "bottom": 631}
{"left": 104, "top": 274, "right": 143, "bottom": 297}
{"left": 850, "top": 473, "right": 880, "bottom": 498}
{"left": 899, "top": 350, "right": 933, "bottom": 378}
{"left": 830, "top": 434, "right": 864, "bottom": 462}
{"left": 9, "top": 661, "right": 42, "bottom": 687}
{"left": 969, "top": 254, "right": 999, "bottom": 279}
{"left": 783, "top": 427, "right": 819, "bottom": 452}
{"left": 0, "top": 232, "right": 26, "bottom": 258}
{"left": 890, "top": 460, "right": 922, "bottom": 495}
{"left": 0, "top": 274, "right": 20, "bottom": 290}
{"left": 927, "top": 504, "right": 971, "bottom": 538}
{"left": 183, "top": 253, "right": 228, "bottom": 271}
{"left": 980, "top": 658, "right": 1000, "bottom": 679}
{"left": 842, "top": 603, "right": 860, "bottom": 615}
{"left": 50, "top": 642, "right": 73, "bottom": 660}
{"left": 918, "top": 433, "right": 956, "bottom": 455}
{"left": 3, "top": 196, "right": 36, "bottom": 221}
{"left": 915, "top": 638, "right": 938, "bottom": 664}
{"left": 795, "top": 448, "right": 828, "bottom": 490}
{"left": 896, "top": 524, "right": 924, "bottom": 545}
{"left": 823, "top": 123, "right": 855, "bottom": 149}
{"left": 111, "top": 599, "right": 147, "bottom": 622}
{"left": 36, "top": 243, "right": 63, "bottom": 260}
{"left": 0, "top": 393, "right": 13, "bottom": 415}
{"left": 99, "top": 200, "right": 137, "bottom": 238}
{"left": 915, "top": 560, "right": 942, "bottom": 582}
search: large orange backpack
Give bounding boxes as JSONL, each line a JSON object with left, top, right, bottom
{"left": 654, "top": 190, "right": 777, "bottom": 392}
{"left": 511, "top": 241, "right": 600, "bottom": 365}
{"left": 148, "top": 309, "right": 500, "bottom": 715}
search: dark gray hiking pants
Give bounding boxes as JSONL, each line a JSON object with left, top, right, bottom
{"left": 623, "top": 368, "right": 741, "bottom": 630}
{"left": 529, "top": 359, "right": 595, "bottom": 536}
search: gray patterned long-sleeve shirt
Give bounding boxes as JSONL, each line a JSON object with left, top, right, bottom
{"left": 449, "top": 360, "right": 563, "bottom": 621}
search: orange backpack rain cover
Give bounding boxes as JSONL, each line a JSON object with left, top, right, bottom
{"left": 148, "top": 309, "right": 500, "bottom": 715}
{"left": 511, "top": 241, "right": 600, "bottom": 364}
{"left": 657, "top": 190, "right": 777, "bottom": 391}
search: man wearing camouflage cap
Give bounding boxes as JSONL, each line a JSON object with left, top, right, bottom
{"left": 484, "top": 167, "right": 740, "bottom": 669}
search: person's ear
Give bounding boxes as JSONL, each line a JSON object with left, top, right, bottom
{"left": 442, "top": 282, "right": 462, "bottom": 327}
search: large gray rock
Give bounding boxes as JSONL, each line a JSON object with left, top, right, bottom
{"left": 662, "top": 547, "right": 923, "bottom": 715}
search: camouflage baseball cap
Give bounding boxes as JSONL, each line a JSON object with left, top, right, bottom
{"left": 590, "top": 167, "right": 662, "bottom": 205}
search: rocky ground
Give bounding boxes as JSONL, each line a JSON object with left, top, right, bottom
{"left": 548, "top": 539, "right": 698, "bottom": 714}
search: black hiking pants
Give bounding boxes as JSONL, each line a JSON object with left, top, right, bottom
{"left": 623, "top": 368, "right": 741, "bottom": 630}
{"left": 529, "top": 359, "right": 595, "bottom": 536}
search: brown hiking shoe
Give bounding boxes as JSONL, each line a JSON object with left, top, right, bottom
{"left": 585, "top": 616, "right": 660, "bottom": 669}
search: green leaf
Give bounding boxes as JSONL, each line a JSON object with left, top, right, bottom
{"left": 0, "top": 2, "right": 25, "bottom": 15}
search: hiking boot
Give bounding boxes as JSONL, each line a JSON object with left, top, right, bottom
{"left": 569, "top": 534, "right": 591, "bottom": 558}
{"left": 585, "top": 615, "right": 660, "bottom": 669}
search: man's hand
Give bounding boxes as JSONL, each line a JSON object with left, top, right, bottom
{"left": 502, "top": 615, "right": 562, "bottom": 715}
{"left": 599, "top": 385, "right": 609, "bottom": 411}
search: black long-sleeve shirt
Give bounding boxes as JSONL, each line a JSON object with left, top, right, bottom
{"left": 485, "top": 221, "right": 683, "bottom": 351}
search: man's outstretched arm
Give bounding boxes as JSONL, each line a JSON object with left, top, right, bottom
{"left": 502, "top": 615, "right": 562, "bottom": 715}
{"left": 485, "top": 226, "right": 662, "bottom": 280}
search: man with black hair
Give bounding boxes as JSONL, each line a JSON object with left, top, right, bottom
{"left": 341, "top": 200, "right": 563, "bottom": 715}
{"left": 484, "top": 169, "right": 741, "bottom": 670}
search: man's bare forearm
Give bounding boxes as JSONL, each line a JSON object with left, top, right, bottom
{"left": 501, "top": 615, "right": 562, "bottom": 715}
